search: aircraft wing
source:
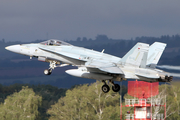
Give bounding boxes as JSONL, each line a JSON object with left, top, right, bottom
{"left": 84, "top": 60, "right": 124, "bottom": 74}
{"left": 39, "top": 46, "right": 124, "bottom": 74}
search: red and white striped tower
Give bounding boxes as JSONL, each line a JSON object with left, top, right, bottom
{"left": 121, "top": 80, "right": 166, "bottom": 120}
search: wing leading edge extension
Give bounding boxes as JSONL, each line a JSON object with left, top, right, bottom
{"left": 39, "top": 46, "right": 87, "bottom": 61}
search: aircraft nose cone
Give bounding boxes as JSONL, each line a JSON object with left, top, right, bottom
{"left": 5, "top": 45, "right": 21, "bottom": 53}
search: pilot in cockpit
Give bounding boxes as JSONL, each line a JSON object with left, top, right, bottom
{"left": 41, "top": 40, "right": 66, "bottom": 46}
{"left": 48, "top": 40, "right": 53, "bottom": 45}
{"left": 56, "top": 41, "right": 61, "bottom": 45}
{"left": 48, "top": 40, "right": 61, "bottom": 46}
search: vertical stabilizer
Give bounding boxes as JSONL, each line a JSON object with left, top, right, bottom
{"left": 121, "top": 43, "right": 149, "bottom": 67}
{"left": 147, "top": 42, "right": 166, "bottom": 65}
{"left": 140, "top": 51, "right": 148, "bottom": 68}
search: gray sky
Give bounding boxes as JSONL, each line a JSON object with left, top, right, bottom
{"left": 0, "top": 0, "right": 180, "bottom": 42}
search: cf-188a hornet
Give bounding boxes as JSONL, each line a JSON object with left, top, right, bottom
{"left": 5, "top": 39, "right": 173, "bottom": 93}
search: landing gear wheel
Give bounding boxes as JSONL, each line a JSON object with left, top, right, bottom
{"left": 112, "top": 84, "right": 120, "bottom": 92}
{"left": 44, "top": 69, "right": 52, "bottom": 75}
{"left": 102, "top": 84, "right": 110, "bottom": 93}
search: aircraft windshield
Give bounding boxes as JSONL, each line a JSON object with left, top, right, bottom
{"left": 40, "top": 39, "right": 72, "bottom": 46}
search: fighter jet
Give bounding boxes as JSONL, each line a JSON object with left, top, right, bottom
{"left": 5, "top": 39, "right": 172, "bottom": 93}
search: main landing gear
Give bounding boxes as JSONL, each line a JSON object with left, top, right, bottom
{"left": 102, "top": 80, "right": 110, "bottom": 93}
{"left": 101, "top": 80, "right": 120, "bottom": 93}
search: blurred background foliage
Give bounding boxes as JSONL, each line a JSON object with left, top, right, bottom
{"left": 0, "top": 81, "right": 179, "bottom": 119}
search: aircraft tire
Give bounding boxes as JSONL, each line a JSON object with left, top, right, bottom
{"left": 44, "top": 69, "right": 52, "bottom": 75}
{"left": 102, "top": 84, "right": 110, "bottom": 93}
{"left": 112, "top": 84, "right": 120, "bottom": 92}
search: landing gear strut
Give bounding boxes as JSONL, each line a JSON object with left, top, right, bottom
{"left": 44, "top": 61, "right": 57, "bottom": 75}
{"left": 44, "top": 61, "right": 69, "bottom": 75}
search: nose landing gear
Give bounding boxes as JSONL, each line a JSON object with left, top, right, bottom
{"left": 44, "top": 69, "right": 52, "bottom": 75}
{"left": 44, "top": 61, "right": 57, "bottom": 75}
{"left": 44, "top": 61, "right": 69, "bottom": 75}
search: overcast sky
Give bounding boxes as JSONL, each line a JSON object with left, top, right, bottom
{"left": 0, "top": 0, "right": 180, "bottom": 42}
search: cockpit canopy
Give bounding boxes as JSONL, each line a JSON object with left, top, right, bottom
{"left": 40, "top": 39, "right": 72, "bottom": 46}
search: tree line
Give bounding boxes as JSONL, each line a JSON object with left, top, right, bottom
{"left": 0, "top": 81, "right": 180, "bottom": 120}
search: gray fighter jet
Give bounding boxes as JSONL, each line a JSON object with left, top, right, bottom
{"left": 5, "top": 39, "right": 172, "bottom": 93}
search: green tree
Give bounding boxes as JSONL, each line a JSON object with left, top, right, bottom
{"left": 150, "top": 83, "right": 180, "bottom": 119}
{"left": 163, "top": 83, "right": 180, "bottom": 119}
{"left": 95, "top": 35, "right": 109, "bottom": 41}
{"left": 0, "top": 83, "right": 67, "bottom": 120}
{"left": 47, "top": 81, "right": 120, "bottom": 120}
{"left": 0, "top": 86, "right": 42, "bottom": 120}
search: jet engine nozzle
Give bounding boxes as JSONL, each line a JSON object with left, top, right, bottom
{"left": 158, "top": 74, "right": 173, "bottom": 82}
{"left": 167, "top": 76, "right": 173, "bottom": 82}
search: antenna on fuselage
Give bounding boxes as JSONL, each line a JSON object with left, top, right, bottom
{"left": 101, "top": 49, "right": 105, "bottom": 53}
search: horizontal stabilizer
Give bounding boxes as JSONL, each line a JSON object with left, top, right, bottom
{"left": 135, "top": 73, "right": 159, "bottom": 79}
